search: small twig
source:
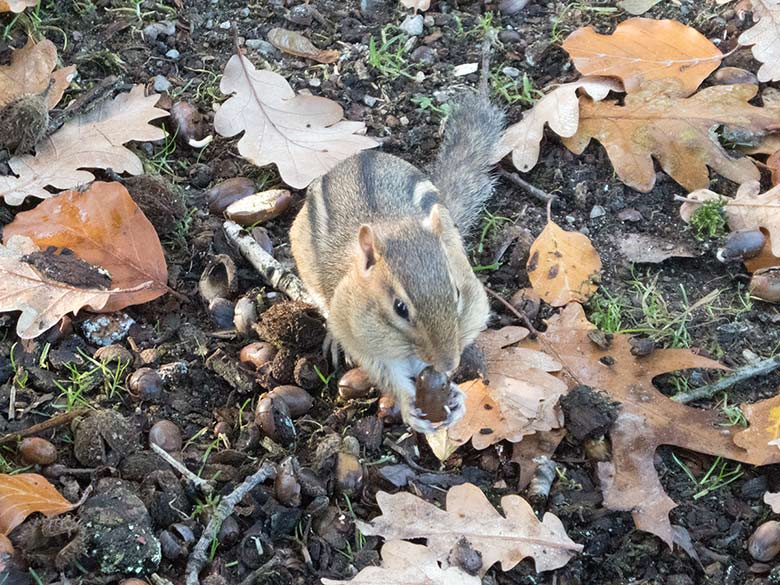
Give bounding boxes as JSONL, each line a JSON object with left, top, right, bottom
{"left": 46, "top": 76, "right": 123, "bottom": 138}
{"left": 672, "top": 354, "right": 780, "bottom": 404}
{"left": 673, "top": 194, "right": 780, "bottom": 209}
{"left": 150, "top": 442, "right": 213, "bottom": 496}
{"left": 0, "top": 408, "right": 88, "bottom": 445}
{"left": 237, "top": 555, "right": 282, "bottom": 585}
{"left": 383, "top": 437, "right": 443, "bottom": 474}
{"left": 478, "top": 30, "right": 495, "bottom": 98}
{"left": 223, "top": 220, "right": 312, "bottom": 304}
{"left": 484, "top": 286, "right": 538, "bottom": 337}
{"left": 498, "top": 168, "right": 554, "bottom": 205}
{"left": 185, "top": 461, "right": 276, "bottom": 585}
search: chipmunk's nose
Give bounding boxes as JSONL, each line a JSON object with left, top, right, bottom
{"left": 431, "top": 354, "right": 457, "bottom": 375}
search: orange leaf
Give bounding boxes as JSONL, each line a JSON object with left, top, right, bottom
{"left": 0, "top": 473, "right": 74, "bottom": 535}
{"left": 562, "top": 18, "right": 722, "bottom": 97}
{"left": 3, "top": 182, "right": 168, "bottom": 314}
{"left": 526, "top": 216, "right": 601, "bottom": 306}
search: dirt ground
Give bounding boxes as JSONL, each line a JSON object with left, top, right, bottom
{"left": 2, "top": 0, "right": 780, "bottom": 583}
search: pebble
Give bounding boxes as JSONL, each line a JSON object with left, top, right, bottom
{"left": 143, "top": 21, "right": 176, "bottom": 43}
{"left": 363, "top": 95, "right": 378, "bottom": 107}
{"left": 308, "top": 78, "right": 321, "bottom": 88}
{"left": 240, "top": 6, "right": 250, "bottom": 16}
{"left": 153, "top": 75, "right": 171, "bottom": 93}
{"left": 411, "top": 46, "right": 436, "bottom": 65}
{"left": 589, "top": 205, "right": 606, "bottom": 219}
{"left": 502, "top": 66, "right": 521, "bottom": 78}
{"left": 400, "top": 14, "right": 424, "bottom": 36}
{"left": 165, "top": 49, "right": 180, "bottom": 60}
{"left": 453, "top": 63, "right": 478, "bottom": 76}
{"left": 498, "top": 30, "right": 522, "bottom": 44}
{"left": 219, "top": 20, "right": 232, "bottom": 30}
{"left": 617, "top": 208, "right": 642, "bottom": 222}
{"left": 246, "top": 39, "right": 274, "bottom": 55}
{"left": 565, "top": 215, "right": 576, "bottom": 224}
{"left": 72, "top": 31, "right": 83, "bottom": 42}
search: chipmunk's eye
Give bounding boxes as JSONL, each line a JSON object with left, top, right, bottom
{"left": 393, "top": 298, "right": 410, "bottom": 321}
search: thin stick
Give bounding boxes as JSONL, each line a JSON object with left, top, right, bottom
{"left": 185, "top": 461, "right": 276, "bottom": 585}
{"left": 237, "top": 556, "right": 281, "bottom": 585}
{"left": 672, "top": 354, "right": 780, "bottom": 404}
{"left": 484, "top": 286, "right": 538, "bottom": 337}
{"left": 46, "top": 76, "right": 123, "bottom": 138}
{"left": 223, "top": 220, "right": 312, "bottom": 303}
{"left": 150, "top": 443, "right": 213, "bottom": 496}
{"left": 673, "top": 194, "right": 780, "bottom": 209}
{"left": 498, "top": 168, "right": 554, "bottom": 204}
{"left": 0, "top": 408, "right": 88, "bottom": 445}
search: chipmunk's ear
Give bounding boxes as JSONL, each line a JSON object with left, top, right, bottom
{"left": 357, "top": 225, "right": 377, "bottom": 274}
{"left": 422, "top": 203, "right": 444, "bottom": 236}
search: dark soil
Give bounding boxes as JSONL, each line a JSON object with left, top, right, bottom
{"left": 1, "top": 0, "right": 780, "bottom": 584}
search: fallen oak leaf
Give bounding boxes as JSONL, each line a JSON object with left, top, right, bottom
{"left": 562, "top": 18, "right": 722, "bottom": 97}
{"left": 496, "top": 76, "right": 622, "bottom": 172}
{"left": 764, "top": 491, "right": 780, "bottom": 513}
{"left": 214, "top": 54, "right": 378, "bottom": 189}
{"left": 0, "top": 38, "right": 76, "bottom": 110}
{"left": 357, "top": 483, "right": 582, "bottom": 574}
{"left": 0, "top": 85, "right": 167, "bottom": 205}
{"left": 618, "top": 0, "right": 662, "bottom": 15}
{"left": 0, "top": 473, "right": 75, "bottom": 535}
{"left": 400, "top": 0, "right": 431, "bottom": 10}
{"left": 4, "top": 182, "right": 169, "bottom": 316}
{"left": 523, "top": 303, "right": 780, "bottom": 546}
{"left": 321, "top": 541, "right": 480, "bottom": 585}
{"left": 426, "top": 326, "right": 566, "bottom": 460}
{"left": 268, "top": 28, "right": 339, "bottom": 64}
{"left": 563, "top": 80, "right": 779, "bottom": 192}
{"left": 527, "top": 206, "right": 601, "bottom": 306}
{"left": 738, "top": 0, "right": 780, "bottom": 82}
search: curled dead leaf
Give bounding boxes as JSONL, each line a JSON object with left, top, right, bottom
{"left": 738, "top": 0, "right": 780, "bottom": 82}
{"left": 0, "top": 38, "right": 76, "bottom": 110}
{"left": 268, "top": 28, "right": 339, "bottom": 64}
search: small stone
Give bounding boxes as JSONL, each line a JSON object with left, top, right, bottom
{"left": 153, "top": 75, "right": 172, "bottom": 93}
{"left": 498, "top": 30, "right": 522, "bottom": 44}
{"left": 411, "top": 46, "right": 436, "bottom": 65}
{"left": 165, "top": 49, "right": 180, "bottom": 60}
{"left": 363, "top": 95, "right": 378, "bottom": 107}
{"left": 453, "top": 63, "right": 478, "bottom": 76}
{"left": 589, "top": 205, "right": 606, "bottom": 219}
{"left": 400, "top": 14, "right": 424, "bottom": 36}
{"left": 72, "top": 31, "right": 83, "bottom": 42}
{"left": 423, "top": 15, "right": 434, "bottom": 27}
{"left": 502, "top": 66, "right": 521, "bottom": 78}
{"left": 81, "top": 313, "right": 136, "bottom": 346}
{"left": 565, "top": 214, "right": 576, "bottom": 224}
{"left": 240, "top": 6, "right": 250, "bottom": 16}
{"left": 617, "top": 208, "right": 642, "bottom": 222}
{"left": 308, "top": 78, "right": 321, "bottom": 88}
{"left": 246, "top": 39, "right": 274, "bottom": 55}
{"left": 143, "top": 21, "right": 176, "bottom": 43}
{"left": 219, "top": 20, "right": 232, "bottom": 30}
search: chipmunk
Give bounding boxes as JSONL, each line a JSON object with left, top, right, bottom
{"left": 290, "top": 87, "right": 504, "bottom": 433}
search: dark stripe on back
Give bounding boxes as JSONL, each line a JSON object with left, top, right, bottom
{"left": 359, "top": 152, "right": 378, "bottom": 212}
{"left": 319, "top": 173, "right": 332, "bottom": 230}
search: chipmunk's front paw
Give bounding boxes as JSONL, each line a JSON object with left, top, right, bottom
{"left": 405, "top": 407, "right": 439, "bottom": 434}
{"left": 441, "top": 383, "right": 466, "bottom": 427}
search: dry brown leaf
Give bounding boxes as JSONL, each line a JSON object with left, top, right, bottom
{"left": 764, "top": 491, "right": 780, "bottom": 512}
{"left": 512, "top": 429, "right": 566, "bottom": 491}
{"left": 358, "top": 483, "right": 582, "bottom": 574}
{"left": 562, "top": 18, "right": 722, "bottom": 97}
{"left": 0, "top": 85, "right": 167, "bottom": 205}
{"left": 523, "top": 303, "right": 780, "bottom": 546}
{"left": 616, "top": 232, "right": 699, "bottom": 264}
{"left": 0, "top": 38, "right": 76, "bottom": 110}
{"left": 267, "top": 28, "right": 339, "bottom": 64}
{"left": 564, "top": 81, "right": 778, "bottom": 192}
{"left": 0, "top": 0, "right": 38, "bottom": 13}
{"left": 321, "top": 541, "right": 479, "bottom": 585}
{"left": 0, "top": 473, "right": 75, "bottom": 535}
{"left": 496, "top": 77, "right": 622, "bottom": 172}
{"left": 3, "top": 182, "right": 169, "bottom": 317}
{"left": 400, "top": 0, "right": 431, "bottom": 10}
{"left": 738, "top": 0, "right": 780, "bottom": 82}
{"left": 426, "top": 326, "right": 567, "bottom": 460}
{"left": 527, "top": 214, "right": 601, "bottom": 306}
{"left": 0, "top": 236, "right": 114, "bottom": 338}
{"left": 214, "top": 54, "right": 378, "bottom": 189}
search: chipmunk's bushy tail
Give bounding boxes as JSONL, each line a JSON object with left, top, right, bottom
{"left": 428, "top": 33, "right": 505, "bottom": 235}
{"left": 428, "top": 92, "right": 505, "bottom": 235}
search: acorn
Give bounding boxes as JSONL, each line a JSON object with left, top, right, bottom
{"left": 170, "top": 101, "right": 212, "bottom": 148}
{"left": 338, "top": 368, "right": 373, "bottom": 400}
{"left": 749, "top": 521, "right": 780, "bottom": 562}
{"left": 415, "top": 366, "right": 450, "bottom": 424}
{"left": 149, "top": 420, "right": 182, "bottom": 452}
{"left": 274, "top": 457, "right": 301, "bottom": 506}
{"left": 128, "top": 368, "right": 163, "bottom": 402}
{"left": 19, "top": 437, "right": 57, "bottom": 465}
{"left": 267, "top": 385, "right": 313, "bottom": 417}
{"left": 225, "top": 190, "right": 292, "bottom": 226}
{"left": 335, "top": 451, "right": 363, "bottom": 495}
{"left": 206, "top": 177, "right": 256, "bottom": 214}
{"left": 750, "top": 268, "right": 780, "bottom": 303}
{"left": 713, "top": 67, "right": 758, "bottom": 86}
{"left": 255, "top": 396, "right": 296, "bottom": 444}
{"left": 717, "top": 230, "right": 766, "bottom": 263}
{"left": 234, "top": 296, "right": 258, "bottom": 334}
{"left": 240, "top": 342, "right": 277, "bottom": 369}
